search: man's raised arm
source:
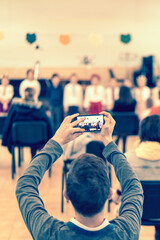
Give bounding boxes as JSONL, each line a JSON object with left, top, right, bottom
{"left": 16, "top": 114, "right": 85, "bottom": 240}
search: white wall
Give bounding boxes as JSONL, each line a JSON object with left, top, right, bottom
{"left": 1, "top": 0, "right": 160, "bottom": 69}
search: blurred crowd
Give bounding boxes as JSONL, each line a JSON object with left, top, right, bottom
{"left": 0, "top": 69, "right": 160, "bottom": 133}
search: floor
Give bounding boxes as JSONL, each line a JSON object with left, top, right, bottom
{"left": 0, "top": 137, "right": 155, "bottom": 240}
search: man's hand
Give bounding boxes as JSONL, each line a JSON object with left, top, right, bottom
{"left": 52, "top": 113, "right": 85, "bottom": 146}
{"left": 99, "top": 111, "right": 116, "bottom": 146}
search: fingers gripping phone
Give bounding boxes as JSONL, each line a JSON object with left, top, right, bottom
{"left": 77, "top": 114, "right": 104, "bottom": 132}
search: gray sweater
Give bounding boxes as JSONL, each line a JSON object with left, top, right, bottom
{"left": 16, "top": 140, "right": 143, "bottom": 240}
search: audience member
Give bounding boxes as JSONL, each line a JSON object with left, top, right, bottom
{"left": 2, "top": 87, "right": 53, "bottom": 157}
{"left": 84, "top": 74, "right": 105, "bottom": 114}
{"left": 113, "top": 115, "right": 160, "bottom": 240}
{"left": 0, "top": 74, "right": 14, "bottom": 114}
{"left": 112, "top": 86, "right": 136, "bottom": 112}
{"left": 133, "top": 75, "right": 151, "bottom": 118}
{"left": 105, "top": 77, "right": 119, "bottom": 110}
{"left": 126, "top": 115, "right": 160, "bottom": 240}
{"left": 152, "top": 77, "right": 160, "bottom": 106}
{"left": 16, "top": 112, "right": 143, "bottom": 240}
{"left": 19, "top": 69, "right": 41, "bottom": 101}
{"left": 47, "top": 73, "right": 63, "bottom": 133}
{"left": 63, "top": 73, "right": 83, "bottom": 115}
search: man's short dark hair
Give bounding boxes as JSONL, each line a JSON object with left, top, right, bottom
{"left": 26, "top": 69, "right": 34, "bottom": 76}
{"left": 51, "top": 73, "right": 59, "bottom": 79}
{"left": 139, "top": 115, "right": 160, "bottom": 143}
{"left": 66, "top": 153, "right": 110, "bottom": 217}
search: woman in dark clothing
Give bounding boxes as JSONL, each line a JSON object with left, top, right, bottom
{"left": 112, "top": 86, "right": 136, "bottom": 112}
{"left": 112, "top": 85, "right": 137, "bottom": 147}
{"left": 2, "top": 88, "right": 53, "bottom": 157}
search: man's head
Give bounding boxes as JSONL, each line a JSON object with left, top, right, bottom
{"left": 70, "top": 73, "right": 78, "bottom": 84}
{"left": 51, "top": 73, "right": 60, "bottom": 87}
{"left": 24, "top": 87, "right": 35, "bottom": 101}
{"left": 26, "top": 69, "right": 34, "bottom": 81}
{"left": 65, "top": 153, "right": 111, "bottom": 217}
{"left": 139, "top": 115, "right": 160, "bottom": 143}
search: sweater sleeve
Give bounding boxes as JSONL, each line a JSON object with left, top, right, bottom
{"left": 16, "top": 139, "right": 63, "bottom": 240}
{"left": 103, "top": 142, "right": 143, "bottom": 239}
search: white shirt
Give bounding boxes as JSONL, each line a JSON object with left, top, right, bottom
{"left": 133, "top": 86, "right": 151, "bottom": 102}
{"left": 19, "top": 79, "right": 41, "bottom": 100}
{"left": 69, "top": 218, "right": 110, "bottom": 231}
{"left": 105, "top": 87, "right": 119, "bottom": 110}
{"left": 84, "top": 85, "right": 106, "bottom": 109}
{"left": 133, "top": 86, "right": 151, "bottom": 117}
{"left": 63, "top": 133, "right": 94, "bottom": 160}
{"left": 0, "top": 84, "right": 14, "bottom": 103}
{"left": 152, "top": 87, "right": 160, "bottom": 106}
{"left": 63, "top": 83, "right": 83, "bottom": 108}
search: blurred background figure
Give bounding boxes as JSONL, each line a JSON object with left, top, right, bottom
{"left": 19, "top": 69, "right": 41, "bottom": 101}
{"left": 2, "top": 87, "right": 53, "bottom": 157}
{"left": 112, "top": 86, "right": 137, "bottom": 112}
{"left": 113, "top": 114, "right": 160, "bottom": 240}
{"left": 141, "top": 98, "right": 160, "bottom": 119}
{"left": 47, "top": 73, "right": 63, "bottom": 133}
{"left": 105, "top": 77, "right": 119, "bottom": 111}
{"left": 126, "top": 115, "right": 160, "bottom": 240}
{"left": 84, "top": 74, "right": 105, "bottom": 114}
{"left": 133, "top": 75, "right": 151, "bottom": 118}
{"left": 123, "top": 78, "right": 133, "bottom": 88}
{"left": 63, "top": 73, "right": 83, "bottom": 115}
{"left": 141, "top": 98, "right": 153, "bottom": 120}
{"left": 0, "top": 74, "right": 14, "bottom": 114}
{"left": 152, "top": 77, "right": 160, "bottom": 106}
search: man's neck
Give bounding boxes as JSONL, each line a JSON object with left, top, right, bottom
{"left": 74, "top": 210, "right": 105, "bottom": 228}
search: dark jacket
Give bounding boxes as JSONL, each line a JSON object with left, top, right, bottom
{"left": 16, "top": 140, "right": 143, "bottom": 240}
{"left": 2, "top": 98, "right": 53, "bottom": 152}
{"left": 47, "top": 83, "right": 63, "bottom": 106}
{"left": 112, "top": 99, "right": 137, "bottom": 112}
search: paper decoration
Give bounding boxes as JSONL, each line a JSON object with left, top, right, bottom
{"left": 0, "top": 31, "right": 5, "bottom": 41}
{"left": 89, "top": 34, "right": 103, "bottom": 46}
{"left": 26, "top": 33, "right": 37, "bottom": 44}
{"left": 120, "top": 34, "right": 131, "bottom": 44}
{"left": 59, "top": 34, "right": 70, "bottom": 45}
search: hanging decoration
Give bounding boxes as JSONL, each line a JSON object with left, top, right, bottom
{"left": 26, "top": 33, "right": 37, "bottom": 44}
{"left": 89, "top": 34, "right": 103, "bottom": 46}
{"left": 59, "top": 34, "right": 71, "bottom": 45}
{"left": 120, "top": 34, "right": 131, "bottom": 44}
{"left": 0, "top": 31, "right": 5, "bottom": 41}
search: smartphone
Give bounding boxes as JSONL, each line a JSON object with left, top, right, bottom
{"left": 77, "top": 114, "right": 104, "bottom": 132}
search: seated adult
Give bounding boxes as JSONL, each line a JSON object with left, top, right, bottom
{"left": 0, "top": 74, "right": 14, "bottom": 114}
{"left": 112, "top": 85, "right": 137, "bottom": 112}
{"left": 113, "top": 115, "right": 160, "bottom": 240}
{"left": 19, "top": 69, "right": 41, "bottom": 101}
{"left": 16, "top": 112, "right": 143, "bottom": 240}
{"left": 126, "top": 114, "right": 160, "bottom": 240}
{"left": 2, "top": 87, "right": 53, "bottom": 157}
